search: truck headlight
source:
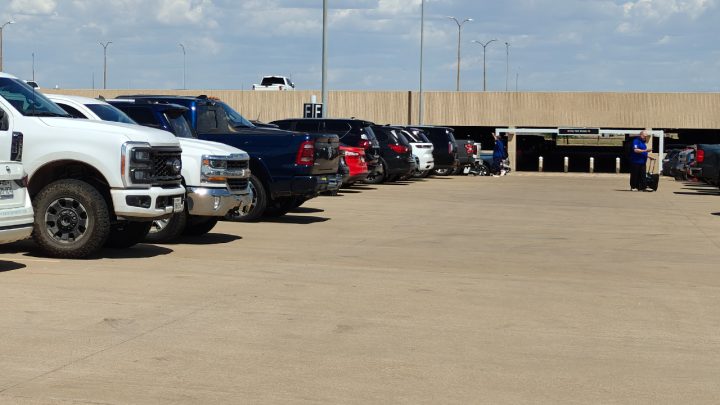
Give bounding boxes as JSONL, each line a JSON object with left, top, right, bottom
{"left": 201, "top": 155, "right": 228, "bottom": 184}
{"left": 121, "top": 142, "right": 154, "bottom": 188}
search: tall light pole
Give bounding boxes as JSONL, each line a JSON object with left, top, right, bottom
{"left": 471, "top": 39, "right": 497, "bottom": 92}
{"left": 31, "top": 52, "right": 35, "bottom": 81}
{"left": 447, "top": 16, "right": 472, "bottom": 92}
{"left": 179, "top": 43, "right": 186, "bottom": 90}
{"left": 0, "top": 20, "right": 16, "bottom": 72}
{"left": 505, "top": 42, "right": 510, "bottom": 92}
{"left": 99, "top": 41, "right": 112, "bottom": 89}
{"left": 321, "top": 0, "right": 328, "bottom": 117}
{"left": 418, "top": 0, "right": 425, "bottom": 124}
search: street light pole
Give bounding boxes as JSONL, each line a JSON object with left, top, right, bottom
{"left": 321, "top": 0, "right": 329, "bottom": 117}
{"left": 0, "top": 20, "right": 16, "bottom": 72}
{"left": 418, "top": 0, "right": 425, "bottom": 124}
{"left": 505, "top": 42, "right": 510, "bottom": 92}
{"left": 179, "top": 43, "right": 186, "bottom": 90}
{"left": 99, "top": 41, "right": 112, "bottom": 89}
{"left": 471, "top": 39, "right": 497, "bottom": 91}
{"left": 447, "top": 16, "right": 472, "bottom": 92}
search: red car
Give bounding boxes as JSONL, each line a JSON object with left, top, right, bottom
{"left": 339, "top": 145, "right": 369, "bottom": 186}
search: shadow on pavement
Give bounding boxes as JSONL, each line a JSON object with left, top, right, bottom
{"left": 379, "top": 181, "right": 411, "bottom": 186}
{"left": 0, "top": 260, "right": 27, "bottom": 272}
{"left": 674, "top": 190, "right": 719, "bottom": 196}
{"left": 261, "top": 215, "right": 330, "bottom": 225}
{"left": 336, "top": 189, "right": 364, "bottom": 194}
{"left": 99, "top": 244, "right": 174, "bottom": 259}
{"left": 157, "top": 233, "right": 242, "bottom": 246}
{"left": 291, "top": 207, "right": 325, "bottom": 214}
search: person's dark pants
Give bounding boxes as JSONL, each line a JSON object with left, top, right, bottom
{"left": 492, "top": 157, "right": 502, "bottom": 174}
{"left": 630, "top": 162, "right": 647, "bottom": 190}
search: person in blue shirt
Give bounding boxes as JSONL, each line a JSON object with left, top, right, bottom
{"left": 492, "top": 135, "right": 506, "bottom": 175}
{"left": 629, "top": 130, "right": 653, "bottom": 191}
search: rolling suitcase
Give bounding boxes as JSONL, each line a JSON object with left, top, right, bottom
{"left": 645, "top": 159, "right": 660, "bottom": 191}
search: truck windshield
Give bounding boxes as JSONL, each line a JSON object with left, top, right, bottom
{"left": 0, "top": 78, "right": 69, "bottom": 117}
{"left": 218, "top": 102, "right": 255, "bottom": 128}
{"left": 86, "top": 103, "right": 136, "bottom": 124}
{"left": 165, "top": 113, "right": 194, "bottom": 138}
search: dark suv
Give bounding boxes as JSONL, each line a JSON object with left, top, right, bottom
{"left": 404, "top": 126, "right": 458, "bottom": 175}
{"left": 368, "top": 125, "right": 416, "bottom": 183}
{"left": 271, "top": 118, "right": 381, "bottom": 176}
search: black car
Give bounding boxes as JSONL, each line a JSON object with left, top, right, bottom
{"left": 405, "top": 126, "right": 458, "bottom": 175}
{"left": 367, "top": 125, "right": 416, "bottom": 183}
{"left": 661, "top": 149, "right": 681, "bottom": 177}
{"left": 270, "top": 118, "right": 382, "bottom": 175}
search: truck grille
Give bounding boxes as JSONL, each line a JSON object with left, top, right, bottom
{"left": 150, "top": 148, "right": 183, "bottom": 185}
{"left": 227, "top": 160, "right": 249, "bottom": 170}
{"left": 227, "top": 178, "right": 249, "bottom": 191}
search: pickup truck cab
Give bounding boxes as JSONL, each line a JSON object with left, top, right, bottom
{"left": 47, "top": 94, "right": 253, "bottom": 241}
{"left": 252, "top": 76, "right": 295, "bottom": 91}
{"left": 114, "top": 95, "right": 340, "bottom": 220}
{"left": 0, "top": 74, "right": 185, "bottom": 258}
{"left": 0, "top": 161, "right": 34, "bottom": 244}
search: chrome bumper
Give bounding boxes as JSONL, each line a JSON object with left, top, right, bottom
{"left": 186, "top": 187, "right": 253, "bottom": 217}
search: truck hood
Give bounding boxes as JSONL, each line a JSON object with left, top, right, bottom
{"left": 38, "top": 117, "right": 180, "bottom": 146}
{"left": 178, "top": 138, "right": 249, "bottom": 159}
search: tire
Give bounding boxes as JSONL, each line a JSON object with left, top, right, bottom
{"left": 182, "top": 216, "right": 218, "bottom": 236}
{"left": 364, "top": 160, "right": 387, "bottom": 184}
{"left": 105, "top": 221, "right": 152, "bottom": 249}
{"left": 417, "top": 170, "right": 432, "bottom": 178}
{"left": 145, "top": 211, "right": 187, "bottom": 243}
{"left": 433, "top": 168, "right": 452, "bottom": 176}
{"left": 226, "top": 174, "right": 267, "bottom": 222}
{"left": 32, "top": 179, "right": 111, "bottom": 259}
{"left": 263, "top": 196, "right": 299, "bottom": 218}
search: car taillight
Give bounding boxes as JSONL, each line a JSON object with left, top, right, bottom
{"left": 359, "top": 140, "right": 371, "bottom": 149}
{"left": 296, "top": 140, "right": 315, "bottom": 166}
{"left": 448, "top": 142, "right": 454, "bottom": 154}
{"left": 389, "top": 144, "right": 408, "bottom": 154}
{"left": 464, "top": 144, "right": 474, "bottom": 154}
{"left": 697, "top": 149, "right": 704, "bottom": 163}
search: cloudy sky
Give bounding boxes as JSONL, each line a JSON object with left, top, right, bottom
{"left": 1, "top": 0, "right": 718, "bottom": 92}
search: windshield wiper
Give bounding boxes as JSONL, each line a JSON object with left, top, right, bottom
{"left": 25, "top": 111, "right": 69, "bottom": 118}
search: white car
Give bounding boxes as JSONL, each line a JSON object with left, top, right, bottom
{"left": 0, "top": 161, "right": 33, "bottom": 244}
{"left": 252, "top": 76, "right": 295, "bottom": 91}
{"left": 401, "top": 128, "right": 434, "bottom": 177}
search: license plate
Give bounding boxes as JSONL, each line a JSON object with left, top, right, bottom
{"left": 173, "top": 197, "right": 183, "bottom": 212}
{"left": 0, "top": 181, "right": 13, "bottom": 200}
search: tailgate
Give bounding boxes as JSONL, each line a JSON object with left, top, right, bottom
{"left": 0, "top": 162, "right": 27, "bottom": 210}
{"left": 311, "top": 134, "right": 341, "bottom": 175}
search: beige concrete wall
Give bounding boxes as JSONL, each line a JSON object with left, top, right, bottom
{"left": 42, "top": 89, "right": 720, "bottom": 129}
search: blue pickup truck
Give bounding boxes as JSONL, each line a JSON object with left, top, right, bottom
{"left": 113, "top": 95, "right": 341, "bottom": 220}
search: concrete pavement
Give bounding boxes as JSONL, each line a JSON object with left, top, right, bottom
{"left": 0, "top": 174, "right": 719, "bottom": 404}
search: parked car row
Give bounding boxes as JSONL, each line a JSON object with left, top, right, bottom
{"left": 662, "top": 144, "right": 720, "bottom": 186}
{"left": 0, "top": 71, "right": 486, "bottom": 259}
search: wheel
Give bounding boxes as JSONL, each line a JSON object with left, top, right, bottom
{"left": 182, "top": 216, "right": 218, "bottom": 236}
{"left": 364, "top": 160, "right": 387, "bottom": 184}
{"left": 263, "top": 196, "right": 300, "bottom": 218}
{"left": 226, "top": 174, "right": 267, "bottom": 222}
{"left": 105, "top": 221, "right": 152, "bottom": 248}
{"left": 145, "top": 211, "right": 187, "bottom": 243}
{"left": 433, "top": 168, "right": 452, "bottom": 176}
{"left": 32, "top": 179, "right": 111, "bottom": 259}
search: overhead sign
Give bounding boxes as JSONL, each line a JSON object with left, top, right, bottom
{"left": 303, "top": 103, "right": 323, "bottom": 118}
{"left": 559, "top": 128, "right": 600, "bottom": 135}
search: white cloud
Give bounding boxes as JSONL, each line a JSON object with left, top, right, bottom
{"left": 9, "top": 0, "right": 56, "bottom": 15}
{"left": 622, "top": 0, "right": 715, "bottom": 21}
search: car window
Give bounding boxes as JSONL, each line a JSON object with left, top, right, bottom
{"left": 295, "top": 120, "right": 321, "bottom": 132}
{"left": 86, "top": 103, "right": 136, "bottom": 124}
{"left": 323, "top": 121, "right": 351, "bottom": 135}
{"left": 56, "top": 103, "right": 88, "bottom": 119}
{"left": 164, "top": 112, "right": 194, "bottom": 138}
{"left": 373, "top": 128, "right": 389, "bottom": 142}
{"left": 219, "top": 102, "right": 254, "bottom": 128}
{"left": 0, "top": 78, "right": 69, "bottom": 117}
{"left": 123, "top": 107, "right": 160, "bottom": 127}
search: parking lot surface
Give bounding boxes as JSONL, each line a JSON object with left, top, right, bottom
{"left": 1, "top": 175, "right": 719, "bottom": 404}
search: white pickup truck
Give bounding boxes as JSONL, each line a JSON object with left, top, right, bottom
{"left": 0, "top": 160, "right": 34, "bottom": 244}
{"left": 252, "top": 76, "right": 295, "bottom": 91}
{"left": 0, "top": 72, "right": 186, "bottom": 258}
{"left": 47, "top": 94, "right": 253, "bottom": 242}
